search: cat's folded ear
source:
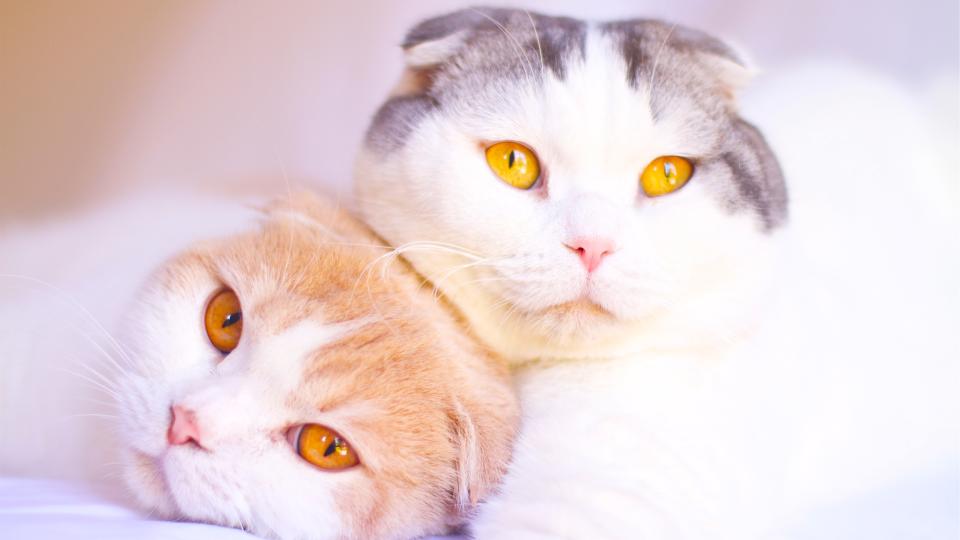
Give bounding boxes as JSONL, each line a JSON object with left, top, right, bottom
{"left": 447, "top": 388, "right": 518, "bottom": 513}
{"left": 669, "top": 24, "right": 755, "bottom": 100}
{"left": 391, "top": 9, "right": 482, "bottom": 97}
{"left": 398, "top": 7, "right": 557, "bottom": 97}
{"left": 392, "top": 8, "right": 495, "bottom": 96}
{"left": 401, "top": 8, "right": 498, "bottom": 68}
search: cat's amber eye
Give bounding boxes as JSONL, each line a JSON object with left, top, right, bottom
{"left": 204, "top": 289, "right": 243, "bottom": 353}
{"left": 485, "top": 141, "right": 541, "bottom": 190}
{"left": 640, "top": 156, "right": 694, "bottom": 197}
{"left": 296, "top": 424, "right": 359, "bottom": 471}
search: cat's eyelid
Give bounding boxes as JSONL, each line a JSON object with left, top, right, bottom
{"left": 644, "top": 151, "right": 698, "bottom": 161}
{"left": 285, "top": 424, "right": 302, "bottom": 449}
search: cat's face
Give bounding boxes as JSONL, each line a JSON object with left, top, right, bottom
{"left": 117, "top": 195, "right": 518, "bottom": 540}
{"left": 355, "top": 9, "right": 787, "bottom": 360}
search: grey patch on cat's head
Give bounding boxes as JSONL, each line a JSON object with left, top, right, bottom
{"left": 365, "top": 8, "right": 586, "bottom": 153}
{"left": 366, "top": 94, "right": 438, "bottom": 154}
{"left": 691, "top": 118, "right": 788, "bottom": 230}
{"left": 718, "top": 119, "right": 788, "bottom": 229}
{"left": 602, "top": 20, "right": 743, "bottom": 89}
{"left": 601, "top": 19, "right": 746, "bottom": 121}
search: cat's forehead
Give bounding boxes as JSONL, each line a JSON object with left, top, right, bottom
{"left": 371, "top": 11, "right": 739, "bottom": 156}
{"left": 144, "top": 215, "right": 447, "bottom": 391}
{"left": 417, "top": 9, "right": 588, "bottom": 85}
{"left": 516, "top": 31, "right": 727, "bottom": 166}
{"left": 154, "top": 217, "right": 388, "bottom": 335}
{"left": 429, "top": 14, "right": 734, "bottom": 108}
{"left": 144, "top": 221, "right": 429, "bottom": 419}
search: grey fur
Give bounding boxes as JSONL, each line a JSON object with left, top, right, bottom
{"left": 402, "top": 7, "right": 586, "bottom": 79}
{"left": 602, "top": 19, "right": 787, "bottom": 228}
{"left": 365, "top": 94, "right": 437, "bottom": 153}
{"left": 602, "top": 20, "right": 744, "bottom": 89}
{"left": 365, "top": 8, "right": 586, "bottom": 152}
{"left": 601, "top": 19, "right": 742, "bottom": 121}
{"left": 719, "top": 120, "right": 788, "bottom": 229}
{"left": 363, "top": 8, "right": 788, "bottom": 229}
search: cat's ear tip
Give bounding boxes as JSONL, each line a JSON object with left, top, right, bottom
{"left": 702, "top": 38, "right": 760, "bottom": 99}
{"left": 447, "top": 392, "right": 519, "bottom": 514}
{"left": 722, "top": 38, "right": 760, "bottom": 72}
{"left": 402, "top": 30, "right": 469, "bottom": 68}
{"left": 400, "top": 7, "right": 502, "bottom": 67}
{"left": 402, "top": 7, "right": 473, "bottom": 47}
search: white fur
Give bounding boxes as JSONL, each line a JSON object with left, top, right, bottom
{"left": 355, "top": 26, "right": 959, "bottom": 539}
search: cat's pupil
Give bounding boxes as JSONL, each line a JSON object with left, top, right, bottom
{"left": 324, "top": 438, "right": 341, "bottom": 458}
{"left": 508, "top": 150, "right": 516, "bottom": 168}
{"left": 222, "top": 312, "right": 241, "bottom": 328}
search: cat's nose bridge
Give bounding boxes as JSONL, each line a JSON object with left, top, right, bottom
{"left": 170, "top": 376, "right": 262, "bottom": 448}
{"left": 561, "top": 193, "right": 625, "bottom": 256}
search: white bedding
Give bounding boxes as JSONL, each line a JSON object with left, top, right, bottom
{"left": 0, "top": 478, "right": 466, "bottom": 539}
{"left": 0, "top": 478, "right": 256, "bottom": 539}
{"left": 1, "top": 472, "right": 955, "bottom": 539}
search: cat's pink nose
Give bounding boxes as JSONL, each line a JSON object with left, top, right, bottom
{"left": 565, "top": 237, "right": 617, "bottom": 272}
{"left": 167, "top": 405, "right": 202, "bottom": 447}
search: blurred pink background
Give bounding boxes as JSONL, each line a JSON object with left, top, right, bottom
{"left": 2, "top": 0, "right": 957, "bottom": 222}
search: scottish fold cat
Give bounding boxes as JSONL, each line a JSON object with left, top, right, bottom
{"left": 0, "top": 192, "right": 519, "bottom": 540}
{"left": 115, "top": 193, "right": 520, "bottom": 539}
{"left": 355, "top": 8, "right": 958, "bottom": 538}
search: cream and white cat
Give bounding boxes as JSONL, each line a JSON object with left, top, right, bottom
{"left": 355, "top": 8, "right": 958, "bottom": 539}
{"left": 113, "top": 193, "right": 519, "bottom": 539}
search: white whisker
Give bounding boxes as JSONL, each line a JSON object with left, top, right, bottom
{"left": 0, "top": 274, "right": 135, "bottom": 367}
{"left": 62, "top": 413, "right": 118, "bottom": 420}
{"left": 471, "top": 8, "right": 535, "bottom": 82}
{"left": 59, "top": 367, "right": 120, "bottom": 399}
{"left": 525, "top": 10, "right": 545, "bottom": 75}
{"left": 647, "top": 23, "right": 678, "bottom": 108}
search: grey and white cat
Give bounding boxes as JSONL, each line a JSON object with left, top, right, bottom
{"left": 355, "top": 8, "right": 958, "bottom": 539}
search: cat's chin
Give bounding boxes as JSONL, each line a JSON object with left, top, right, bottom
{"left": 140, "top": 447, "right": 256, "bottom": 530}
{"left": 123, "top": 446, "right": 235, "bottom": 527}
{"left": 473, "top": 289, "right": 748, "bottom": 361}
{"left": 511, "top": 299, "right": 626, "bottom": 347}
{"left": 122, "top": 448, "right": 179, "bottom": 519}
{"left": 539, "top": 299, "right": 617, "bottom": 329}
